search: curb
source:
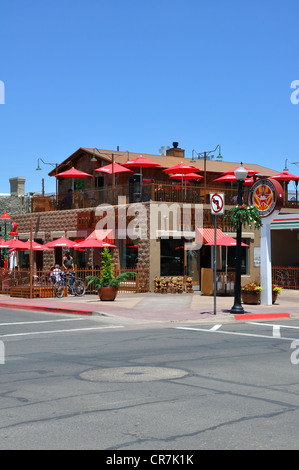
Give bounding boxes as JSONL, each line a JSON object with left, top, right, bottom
{"left": 235, "top": 312, "right": 290, "bottom": 321}
{"left": 0, "top": 302, "right": 93, "bottom": 316}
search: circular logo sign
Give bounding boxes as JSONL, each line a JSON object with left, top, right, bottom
{"left": 249, "top": 178, "right": 284, "bottom": 217}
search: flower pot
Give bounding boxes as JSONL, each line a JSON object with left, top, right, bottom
{"left": 272, "top": 292, "right": 278, "bottom": 304}
{"left": 241, "top": 290, "right": 260, "bottom": 305}
{"left": 98, "top": 286, "right": 117, "bottom": 301}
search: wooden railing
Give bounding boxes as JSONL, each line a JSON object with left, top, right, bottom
{"left": 31, "top": 183, "right": 299, "bottom": 213}
{"left": 272, "top": 266, "right": 299, "bottom": 290}
{"left": 0, "top": 264, "right": 149, "bottom": 296}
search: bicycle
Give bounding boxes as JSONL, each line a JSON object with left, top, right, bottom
{"left": 54, "top": 271, "right": 86, "bottom": 298}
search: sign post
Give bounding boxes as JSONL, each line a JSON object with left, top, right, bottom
{"left": 210, "top": 193, "right": 224, "bottom": 315}
{"left": 249, "top": 179, "right": 284, "bottom": 305}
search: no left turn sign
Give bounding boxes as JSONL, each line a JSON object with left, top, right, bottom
{"left": 210, "top": 193, "right": 224, "bottom": 214}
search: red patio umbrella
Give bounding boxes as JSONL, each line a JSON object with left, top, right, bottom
{"left": 55, "top": 167, "right": 92, "bottom": 178}
{"left": 163, "top": 162, "right": 200, "bottom": 175}
{"left": 169, "top": 173, "right": 203, "bottom": 180}
{"left": 0, "top": 238, "right": 28, "bottom": 249}
{"left": 122, "top": 155, "right": 161, "bottom": 171}
{"left": 86, "top": 229, "right": 114, "bottom": 243}
{"left": 122, "top": 155, "right": 161, "bottom": 180}
{"left": 55, "top": 167, "right": 92, "bottom": 204}
{"left": 270, "top": 171, "right": 299, "bottom": 181}
{"left": 222, "top": 166, "right": 259, "bottom": 177}
{"left": 94, "top": 163, "right": 133, "bottom": 175}
{"left": 75, "top": 239, "right": 116, "bottom": 249}
{"left": 213, "top": 174, "right": 255, "bottom": 185}
{"left": 14, "top": 240, "right": 53, "bottom": 251}
{"left": 74, "top": 238, "right": 116, "bottom": 273}
{"left": 45, "top": 237, "right": 78, "bottom": 248}
{"left": 271, "top": 170, "right": 299, "bottom": 204}
{"left": 122, "top": 155, "right": 161, "bottom": 198}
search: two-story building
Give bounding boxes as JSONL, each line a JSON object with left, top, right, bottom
{"left": 10, "top": 143, "right": 299, "bottom": 292}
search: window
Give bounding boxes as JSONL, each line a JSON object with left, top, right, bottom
{"left": 160, "top": 238, "right": 184, "bottom": 276}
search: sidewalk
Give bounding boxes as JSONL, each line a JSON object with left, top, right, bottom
{"left": 0, "top": 289, "right": 298, "bottom": 325}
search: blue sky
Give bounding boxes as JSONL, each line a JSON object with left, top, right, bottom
{"left": 1, "top": 0, "right": 299, "bottom": 195}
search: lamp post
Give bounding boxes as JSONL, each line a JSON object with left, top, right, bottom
{"left": 230, "top": 163, "right": 248, "bottom": 315}
{"left": 192, "top": 145, "right": 223, "bottom": 195}
{"left": 1, "top": 211, "right": 11, "bottom": 270}
{"left": 36, "top": 158, "right": 58, "bottom": 205}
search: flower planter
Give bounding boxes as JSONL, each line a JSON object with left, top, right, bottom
{"left": 241, "top": 290, "right": 261, "bottom": 305}
{"left": 98, "top": 286, "right": 117, "bottom": 301}
{"left": 272, "top": 292, "right": 278, "bottom": 304}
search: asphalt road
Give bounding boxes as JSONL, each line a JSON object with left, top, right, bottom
{"left": 1, "top": 307, "right": 299, "bottom": 450}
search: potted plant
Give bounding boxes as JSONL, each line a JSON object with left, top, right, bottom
{"left": 225, "top": 204, "right": 262, "bottom": 230}
{"left": 272, "top": 285, "right": 282, "bottom": 304}
{"left": 86, "top": 248, "right": 137, "bottom": 301}
{"left": 241, "top": 282, "right": 262, "bottom": 304}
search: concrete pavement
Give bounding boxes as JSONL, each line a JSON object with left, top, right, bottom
{"left": 0, "top": 289, "right": 298, "bottom": 326}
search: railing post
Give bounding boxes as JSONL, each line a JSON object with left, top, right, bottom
{"left": 151, "top": 183, "right": 155, "bottom": 201}
{"left": 136, "top": 263, "right": 140, "bottom": 293}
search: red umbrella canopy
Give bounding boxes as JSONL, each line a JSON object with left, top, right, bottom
{"left": 213, "top": 174, "right": 255, "bottom": 185}
{"left": 45, "top": 237, "right": 77, "bottom": 248}
{"left": 122, "top": 155, "right": 161, "bottom": 169}
{"left": 204, "top": 235, "right": 249, "bottom": 247}
{"left": 75, "top": 239, "right": 116, "bottom": 248}
{"left": 222, "top": 166, "right": 259, "bottom": 176}
{"left": 55, "top": 167, "right": 92, "bottom": 178}
{"left": 163, "top": 163, "right": 200, "bottom": 175}
{"left": 270, "top": 171, "right": 299, "bottom": 181}
{"left": 169, "top": 173, "right": 203, "bottom": 180}
{"left": 14, "top": 240, "right": 53, "bottom": 251}
{"left": 0, "top": 212, "right": 10, "bottom": 220}
{"left": 94, "top": 163, "right": 132, "bottom": 174}
{"left": 0, "top": 238, "right": 28, "bottom": 249}
{"left": 86, "top": 229, "right": 114, "bottom": 243}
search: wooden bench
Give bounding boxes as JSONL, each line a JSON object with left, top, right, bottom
{"left": 9, "top": 286, "right": 67, "bottom": 298}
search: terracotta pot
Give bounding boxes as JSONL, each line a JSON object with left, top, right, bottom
{"left": 98, "top": 286, "right": 117, "bottom": 301}
{"left": 241, "top": 290, "right": 260, "bottom": 305}
{"left": 272, "top": 292, "right": 278, "bottom": 304}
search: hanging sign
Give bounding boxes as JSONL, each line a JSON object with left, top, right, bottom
{"left": 210, "top": 193, "right": 224, "bottom": 215}
{"left": 249, "top": 178, "right": 284, "bottom": 217}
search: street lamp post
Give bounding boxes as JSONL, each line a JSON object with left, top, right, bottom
{"left": 230, "top": 163, "right": 248, "bottom": 315}
{"left": 36, "top": 158, "right": 59, "bottom": 205}
{"left": 192, "top": 145, "right": 223, "bottom": 195}
{"left": 1, "top": 211, "right": 11, "bottom": 270}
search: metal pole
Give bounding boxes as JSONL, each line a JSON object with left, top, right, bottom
{"left": 214, "top": 213, "right": 217, "bottom": 315}
{"left": 4, "top": 221, "right": 7, "bottom": 270}
{"left": 29, "top": 218, "right": 33, "bottom": 299}
{"left": 230, "top": 180, "right": 244, "bottom": 314}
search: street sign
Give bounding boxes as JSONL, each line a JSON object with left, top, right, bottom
{"left": 210, "top": 193, "right": 224, "bottom": 215}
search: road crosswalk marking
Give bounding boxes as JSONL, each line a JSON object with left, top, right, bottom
{"left": 176, "top": 323, "right": 299, "bottom": 342}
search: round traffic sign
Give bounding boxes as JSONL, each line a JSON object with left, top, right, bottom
{"left": 210, "top": 193, "right": 224, "bottom": 214}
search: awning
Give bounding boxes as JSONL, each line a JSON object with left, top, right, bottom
{"left": 195, "top": 228, "right": 226, "bottom": 244}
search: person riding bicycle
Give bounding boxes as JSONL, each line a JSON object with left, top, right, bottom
{"left": 63, "top": 250, "right": 74, "bottom": 271}
{"left": 63, "top": 250, "right": 75, "bottom": 285}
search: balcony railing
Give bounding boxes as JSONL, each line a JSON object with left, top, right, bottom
{"left": 31, "top": 183, "right": 299, "bottom": 212}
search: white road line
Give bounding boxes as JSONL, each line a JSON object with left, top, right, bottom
{"left": 210, "top": 324, "right": 222, "bottom": 331}
{"left": 0, "top": 318, "right": 85, "bottom": 327}
{"left": 273, "top": 325, "right": 281, "bottom": 338}
{"left": 248, "top": 322, "right": 299, "bottom": 330}
{"left": 175, "top": 326, "right": 299, "bottom": 342}
{"left": 0, "top": 325, "right": 124, "bottom": 338}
